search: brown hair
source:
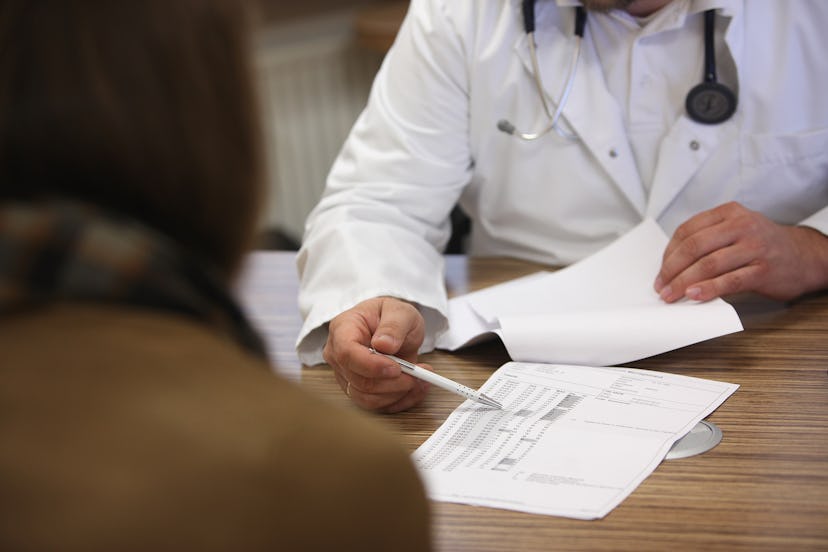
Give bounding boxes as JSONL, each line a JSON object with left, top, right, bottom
{"left": 0, "top": 0, "right": 264, "bottom": 277}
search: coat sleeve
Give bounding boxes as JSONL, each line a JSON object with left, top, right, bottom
{"left": 799, "top": 206, "right": 828, "bottom": 237}
{"left": 295, "top": 0, "right": 475, "bottom": 365}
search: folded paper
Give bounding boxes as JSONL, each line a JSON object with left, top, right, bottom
{"left": 435, "top": 219, "right": 743, "bottom": 365}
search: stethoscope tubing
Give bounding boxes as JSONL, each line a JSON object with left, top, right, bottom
{"left": 500, "top": 2, "right": 735, "bottom": 141}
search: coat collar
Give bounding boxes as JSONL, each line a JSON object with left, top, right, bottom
{"left": 508, "top": 0, "right": 745, "bottom": 219}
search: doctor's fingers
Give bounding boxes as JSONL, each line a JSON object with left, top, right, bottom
{"left": 376, "top": 384, "right": 431, "bottom": 414}
{"left": 339, "top": 370, "right": 429, "bottom": 412}
{"left": 684, "top": 225, "right": 828, "bottom": 302}
{"left": 660, "top": 201, "right": 748, "bottom": 261}
{"left": 332, "top": 369, "right": 411, "bottom": 410}
{"left": 657, "top": 246, "right": 761, "bottom": 303}
{"left": 656, "top": 207, "right": 762, "bottom": 298}
{"left": 370, "top": 298, "right": 425, "bottom": 357}
{"left": 656, "top": 232, "right": 753, "bottom": 302}
{"left": 656, "top": 218, "right": 813, "bottom": 302}
{"left": 324, "top": 330, "right": 404, "bottom": 381}
{"left": 340, "top": 365, "right": 420, "bottom": 396}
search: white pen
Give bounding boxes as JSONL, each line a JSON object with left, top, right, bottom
{"left": 368, "top": 347, "right": 503, "bottom": 409}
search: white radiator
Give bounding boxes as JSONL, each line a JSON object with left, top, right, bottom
{"left": 255, "top": 12, "right": 383, "bottom": 245}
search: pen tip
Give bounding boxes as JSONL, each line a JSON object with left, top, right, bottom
{"left": 479, "top": 393, "right": 503, "bottom": 409}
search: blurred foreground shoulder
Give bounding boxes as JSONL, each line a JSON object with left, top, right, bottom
{"left": 265, "top": 374, "right": 433, "bottom": 552}
{"left": 0, "top": 306, "right": 432, "bottom": 552}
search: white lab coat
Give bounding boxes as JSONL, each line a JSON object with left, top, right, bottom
{"left": 296, "top": 0, "right": 828, "bottom": 365}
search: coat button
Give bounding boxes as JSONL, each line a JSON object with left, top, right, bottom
{"left": 609, "top": 148, "right": 618, "bottom": 158}
{"left": 689, "top": 140, "right": 700, "bottom": 151}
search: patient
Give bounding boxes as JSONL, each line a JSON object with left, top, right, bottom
{"left": 0, "top": 1, "right": 430, "bottom": 550}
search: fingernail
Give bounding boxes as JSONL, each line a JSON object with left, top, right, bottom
{"left": 659, "top": 285, "right": 673, "bottom": 301}
{"left": 686, "top": 287, "right": 702, "bottom": 300}
{"left": 654, "top": 276, "right": 663, "bottom": 292}
{"left": 382, "top": 363, "right": 400, "bottom": 377}
{"left": 372, "top": 334, "right": 399, "bottom": 351}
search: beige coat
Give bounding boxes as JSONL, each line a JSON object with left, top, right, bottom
{"left": 0, "top": 303, "right": 431, "bottom": 551}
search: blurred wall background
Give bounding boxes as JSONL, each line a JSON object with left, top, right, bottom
{"left": 254, "top": 0, "right": 407, "bottom": 250}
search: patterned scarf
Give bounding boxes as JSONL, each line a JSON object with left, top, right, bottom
{"left": 0, "top": 200, "right": 267, "bottom": 359}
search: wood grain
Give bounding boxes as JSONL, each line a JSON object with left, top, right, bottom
{"left": 256, "top": 252, "right": 828, "bottom": 551}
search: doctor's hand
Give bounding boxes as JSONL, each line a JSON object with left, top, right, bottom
{"left": 655, "top": 201, "right": 828, "bottom": 303}
{"left": 324, "top": 296, "right": 431, "bottom": 413}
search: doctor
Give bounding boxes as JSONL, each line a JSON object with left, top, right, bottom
{"left": 297, "top": 0, "right": 828, "bottom": 412}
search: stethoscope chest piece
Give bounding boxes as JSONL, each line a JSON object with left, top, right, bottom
{"left": 685, "top": 81, "right": 737, "bottom": 125}
{"left": 685, "top": 9, "right": 737, "bottom": 125}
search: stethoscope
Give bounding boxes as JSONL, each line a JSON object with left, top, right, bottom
{"left": 498, "top": 1, "right": 737, "bottom": 142}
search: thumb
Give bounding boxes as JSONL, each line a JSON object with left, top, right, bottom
{"left": 371, "top": 298, "right": 424, "bottom": 355}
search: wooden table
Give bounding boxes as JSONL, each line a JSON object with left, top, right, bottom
{"left": 242, "top": 252, "right": 828, "bottom": 551}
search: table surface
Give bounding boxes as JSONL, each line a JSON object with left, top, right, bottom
{"left": 242, "top": 251, "right": 828, "bottom": 551}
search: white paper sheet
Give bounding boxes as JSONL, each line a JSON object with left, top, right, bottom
{"left": 413, "top": 362, "right": 739, "bottom": 519}
{"left": 435, "top": 219, "right": 743, "bottom": 365}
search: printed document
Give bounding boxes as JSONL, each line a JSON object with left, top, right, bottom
{"left": 414, "top": 362, "right": 738, "bottom": 519}
{"left": 435, "top": 219, "right": 743, "bottom": 366}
